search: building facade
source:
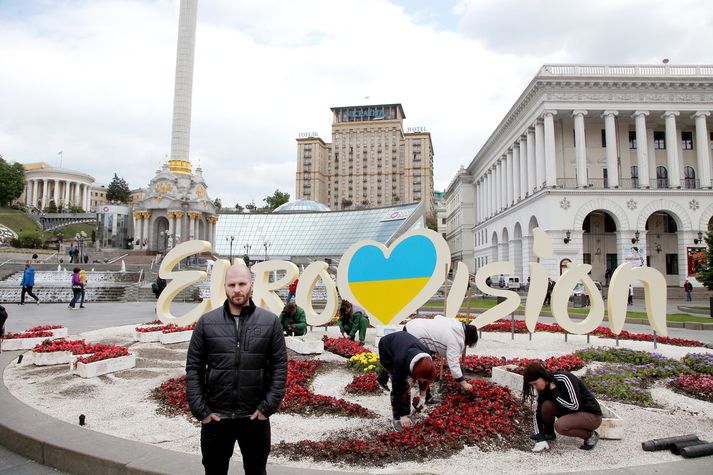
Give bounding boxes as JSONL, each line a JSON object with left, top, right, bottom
{"left": 20, "top": 162, "right": 94, "bottom": 212}
{"left": 295, "top": 104, "right": 435, "bottom": 215}
{"left": 445, "top": 167, "right": 475, "bottom": 271}
{"left": 447, "top": 64, "right": 713, "bottom": 287}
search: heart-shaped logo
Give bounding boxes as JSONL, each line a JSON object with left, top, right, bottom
{"left": 337, "top": 229, "right": 449, "bottom": 326}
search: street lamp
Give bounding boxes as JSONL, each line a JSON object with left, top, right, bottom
{"left": 263, "top": 240, "right": 271, "bottom": 261}
{"left": 226, "top": 235, "right": 235, "bottom": 264}
{"left": 75, "top": 231, "right": 87, "bottom": 263}
{"left": 244, "top": 243, "right": 251, "bottom": 266}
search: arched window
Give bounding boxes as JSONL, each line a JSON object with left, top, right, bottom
{"left": 630, "top": 165, "right": 639, "bottom": 188}
{"left": 684, "top": 166, "right": 696, "bottom": 189}
{"left": 656, "top": 166, "right": 668, "bottom": 189}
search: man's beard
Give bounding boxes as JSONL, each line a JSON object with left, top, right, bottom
{"left": 229, "top": 293, "right": 248, "bottom": 306}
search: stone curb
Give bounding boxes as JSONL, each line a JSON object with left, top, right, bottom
{"left": 0, "top": 351, "right": 345, "bottom": 475}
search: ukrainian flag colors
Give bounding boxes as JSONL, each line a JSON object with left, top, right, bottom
{"left": 347, "top": 235, "right": 437, "bottom": 324}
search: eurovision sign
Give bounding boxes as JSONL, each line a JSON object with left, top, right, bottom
{"left": 155, "top": 228, "right": 668, "bottom": 336}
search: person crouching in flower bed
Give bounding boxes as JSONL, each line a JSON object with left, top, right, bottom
{"left": 378, "top": 331, "right": 437, "bottom": 429}
{"left": 279, "top": 302, "right": 307, "bottom": 336}
{"left": 523, "top": 362, "right": 602, "bottom": 452}
{"left": 339, "top": 300, "right": 369, "bottom": 345}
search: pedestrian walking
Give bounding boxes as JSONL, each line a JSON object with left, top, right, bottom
{"left": 523, "top": 362, "right": 602, "bottom": 453}
{"left": 683, "top": 280, "right": 693, "bottom": 302}
{"left": 543, "top": 278, "right": 554, "bottom": 306}
{"left": 627, "top": 285, "right": 634, "bottom": 305}
{"left": 68, "top": 268, "right": 83, "bottom": 309}
{"left": 186, "top": 263, "right": 287, "bottom": 475}
{"left": 19, "top": 261, "right": 40, "bottom": 305}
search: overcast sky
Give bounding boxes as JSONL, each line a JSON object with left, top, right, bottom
{"left": 1, "top": 0, "right": 711, "bottom": 209}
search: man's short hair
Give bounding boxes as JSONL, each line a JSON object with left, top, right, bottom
{"left": 464, "top": 324, "right": 479, "bottom": 347}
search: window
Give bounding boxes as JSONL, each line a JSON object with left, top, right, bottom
{"left": 630, "top": 165, "right": 639, "bottom": 188}
{"left": 654, "top": 131, "right": 666, "bottom": 149}
{"left": 604, "top": 214, "right": 617, "bottom": 232}
{"left": 603, "top": 168, "right": 608, "bottom": 188}
{"left": 656, "top": 166, "right": 668, "bottom": 188}
{"left": 684, "top": 166, "right": 696, "bottom": 189}
{"left": 601, "top": 129, "right": 607, "bottom": 148}
{"left": 665, "top": 254, "right": 678, "bottom": 275}
{"left": 583, "top": 253, "right": 592, "bottom": 265}
{"left": 663, "top": 214, "right": 678, "bottom": 233}
{"left": 629, "top": 131, "right": 637, "bottom": 149}
{"left": 681, "top": 131, "right": 693, "bottom": 150}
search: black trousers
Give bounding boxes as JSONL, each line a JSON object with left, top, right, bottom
{"left": 201, "top": 417, "right": 271, "bottom": 475}
{"left": 21, "top": 286, "right": 39, "bottom": 303}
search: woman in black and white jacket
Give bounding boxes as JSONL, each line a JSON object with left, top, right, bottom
{"left": 522, "top": 362, "right": 602, "bottom": 452}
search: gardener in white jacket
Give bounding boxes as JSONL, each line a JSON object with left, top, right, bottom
{"left": 376, "top": 316, "right": 479, "bottom": 403}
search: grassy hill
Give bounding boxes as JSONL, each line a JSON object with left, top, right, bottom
{"left": 0, "top": 207, "right": 42, "bottom": 234}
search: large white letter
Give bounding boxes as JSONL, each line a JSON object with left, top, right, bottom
{"left": 446, "top": 262, "right": 469, "bottom": 318}
{"left": 473, "top": 262, "right": 521, "bottom": 328}
{"left": 551, "top": 263, "right": 605, "bottom": 334}
{"left": 208, "top": 259, "right": 230, "bottom": 310}
{"left": 296, "top": 261, "right": 339, "bottom": 326}
{"left": 524, "top": 228, "right": 552, "bottom": 332}
{"left": 157, "top": 240, "right": 212, "bottom": 326}
{"left": 251, "top": 260, "right": 299, "bottom": 316}
{"left": 607, "top": 263, "right": 668, "bottom": 336}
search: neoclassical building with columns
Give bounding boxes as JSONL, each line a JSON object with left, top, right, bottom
{"left": 19, "top": 162, "right": 94, "bottom": 211}
{"left": 131, "top": 159, "right": 218, "bottom": 253}
{"left": 446, "top": 64, "right": 713, "bottom": 287}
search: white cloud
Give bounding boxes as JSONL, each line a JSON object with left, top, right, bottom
{"left": 0, "top": 0, "right": 711, "bottom": 206}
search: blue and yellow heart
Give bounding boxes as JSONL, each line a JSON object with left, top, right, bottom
{"left": 347, "top": 235, "right": 437, "bottom": 325}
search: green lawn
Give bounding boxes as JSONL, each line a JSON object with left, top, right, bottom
{"left": 47, "top": 223, "right": 96, "bottom": 240}
{"left": 0, "top": 207, "right": 41, "bottom": 234}
{"left": 425, "top": 298, "right": 711, "bottom": 323}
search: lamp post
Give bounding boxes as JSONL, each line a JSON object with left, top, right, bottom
{"left": 75, "top": 231, "right": 87, "bottom": 263}
{"left": 226, "top": 235, "right": 235, "bottom": 264}
{"left": 263, "top": 240, "right": 270, "bottom": 261}
{"left": 244, "top": 243, "right": 251, "bottom": 266}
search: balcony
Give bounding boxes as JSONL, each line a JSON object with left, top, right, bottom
{"left": 555, "top": 178, "right": 702, "bottom": 190}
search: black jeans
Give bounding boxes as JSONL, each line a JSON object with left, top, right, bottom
{"left": 201, "top": 417, "right": 271, "bottom": 475}
{"left": 21, "top": 286, "right": 39, "bottom": 304}
{"left": 69, "top": 288, "right": 82, "bottom": 308}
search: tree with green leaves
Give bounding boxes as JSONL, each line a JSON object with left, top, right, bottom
{"left": 697, "top": 230, "right": 713, "bottom": 291}
{"left": 0, "top": 155, "right": 25, "bottom": 207}
{"left": 106, "top": 173, "right": 131, "bottom": 203}
{"left": 263, "top": 189, "right": 290, "bottom": 210}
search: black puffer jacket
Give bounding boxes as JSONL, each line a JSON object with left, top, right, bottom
{"left": 186, "top": 299, "right": 287, "bottom": 420}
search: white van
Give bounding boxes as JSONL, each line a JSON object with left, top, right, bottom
{"left": 506, "top": 276, "right": 521, "bottom": 289}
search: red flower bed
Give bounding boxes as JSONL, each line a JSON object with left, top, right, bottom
{"left": 322, "top": 336, "right": 369, "bottom": 358}
{"left": 152, "top": 375, "right": 191, "bottom": 416}
{"left": 143, "top": 319, "right": 162, "bottom": 325}
{"left": 275, "top": 376, "right": 523, "bottom": 465}
{"left": 345, "top": 373, "right": 383, "bottom": 394}
{"left": 462, "top": 355, "right": 507, "bottom": 376}
{"left": 135, "top": 325, "right": 166, "bottom": 333}
{"left": 32, "top": 338, "right": 95, "bottom": 355}
{"left": 506, "top": 354, "right": 585, "bottom": 374}
{"left": 76, "top": 345, "right": 129, "bottom": 364}
{"left": 25, "top": 324, "right": 63, "bottom": 332}
{"left": 3, "top": 331, "right": 53, "bottom": 340}
{"left": 162, "top": 324, "right": 195, "bottom": 334}
{"left": 671, "top": 373, "right": 713, "bottom": 402}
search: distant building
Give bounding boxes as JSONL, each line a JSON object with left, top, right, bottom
{"left": 433, "top": 190, "right": 447, "bottom": 241}
{"left": 19, "top": 162, "right": 94, "bottom": 212}
{"left": 295, "top": 104, "right": 435, "bottom": 215}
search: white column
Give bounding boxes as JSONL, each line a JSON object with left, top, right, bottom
{"left": 633, "top": 111, "right": 650, "bottom": 188}
{"left": 41, "top": 180, "right": 48, "bottom": 209}
{"left": 603, "top": 111, "right": 619, "bottom": 188}
{"left": 489, "top": 169, "right": 495, "bottom": 216}
{"left": 506, "top": 149, "right": 514, "bottom": 207}
{"left": 84, "top": 185, "right": 90, "bottom": 211}
{"left": 188, "top": 215, "right": 195, "bottom": 240}
{"left": 501, "top": 157, "right": 507, "bottom": 209}
{"left": 573, "top": 110, "right": 588, "bottom": 188}
{"left": 475, "top": 181, "right": 480, "bottom": 223}
{"left": 484, "top": 172, "right": 490, "bottom": 218}
{"left": 212, "top": 219, "right": 218, "bottom": 246}
{"left": 527, "top": 128, "right": 536, "bottom": 194}
{"left": 142, "top": 215, "right": 150, "bottom": 248}
{"left": 494, "top": 162, "right": 500, "bottom": 213}
{"left": 663, "top": 111, "right": 681, "bottom": 188}
{"left": 518, "top": 136, "right": 527, "bottom": 199}
{"left": 170, "top": 0, "right": 198, "bottom": 164}
{"left": 534, "top": 120, "right": 545, "bottom": 190}
{"left": 544, "top": 110, "right": 558, "bottom": 187}
{"left": 693, "top": 111, "right": 711, "bottom": 188}
{"left": 132, "top": 214, "right": 139, "bottom": 244}
{"left": 24, "top": 180, "right": 30, "bottom": 205}
{"left": 63, "top": 180, "right": 69, "bottom": 207}
{"left": 31, "top": 180, "right": 38, "bottom": 208}
{"left": 512, "top": 143, "right": 521, "bottom": 202}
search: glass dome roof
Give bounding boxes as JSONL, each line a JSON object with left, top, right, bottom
{"left": 274, "top": 199, "right": 331, "bottom": 213}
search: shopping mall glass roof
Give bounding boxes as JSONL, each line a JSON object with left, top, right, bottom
{"left": 274, "top": 199, "right": 331, "bottom": 213}
{"left": 215, "top": 202, "right": 424, "bottom": 260}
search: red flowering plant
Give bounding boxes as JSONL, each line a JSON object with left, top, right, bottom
{"left": 161, "top": 324, "right": 195, "bottom": 334}
{"left": 274, "top": 375, "right": 527, "bottom": 465}
{"left": 671, "top": 373, "right": 713, "bottom": 402}
{"left": 143, "top": 319, "right": 162, "bottom": 325}
{"left": 152, "top": 375, "right": 191, "bottom": 416}
{"left": 25, "top": 324, "right": 63, "bottom": 332}
{"left": 462, "top": 355, "right": 507, "bottom": 376}
{"left": 32, "top": 338, "right": 95, "bottom": 355}
{"left": 135, "top": 325, "right": 166, "bottom": 333}
{"left": 3, "top": 330, "right": 53, "bottom": 340}
{"left": 322, "top": 336, "right": 369, "bottom": 358}
{"left": 76, "top": 345, "right": 129, "bottom": 364}
{"left": 345, "top": 373, "right": 383, "bottom": 394}
{"left": 506, "top": 354, "right": 585, "bottom": 374}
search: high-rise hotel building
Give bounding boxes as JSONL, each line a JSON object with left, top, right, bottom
{"left": 295, "top": 104, "right": 434, "bottom": 214}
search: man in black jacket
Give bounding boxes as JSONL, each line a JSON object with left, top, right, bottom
{"left": 186, "top": 264, "right": 287, "bottom": 475}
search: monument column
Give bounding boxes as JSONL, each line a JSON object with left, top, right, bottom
{"left": 693, "top": 111, "right": 711, "bottom": 188}
{"left": 663, "top": 111, "right": 681, "bottom": 188}
{"left": 170, "top": 0, "right": 198, "bottom": 163}
{"left": 603, "top": 111, "right": 619, "bottom": 188}
{"left": 573, "top": 110, "right": 588, "bottom": 188}
{"left": 633, "top": 111, "right": 650, "bottom": 188}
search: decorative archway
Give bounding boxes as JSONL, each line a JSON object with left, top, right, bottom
{"left": 573, "top": 198, "right": 629, "bottom": 231}
{"left": 153, "top": 216, "right": 170, "bottom": 252}
{"left": 636, "top": 199, "right": 692, "bottom": 232}
{"left": 501, "top": 227, "right": 510, "bottom": 262}
{"left": 581, "top": 209, "right": 618, "bottom": 284}
{"left": 513, "top": 222, "right": 523, "bottom": 280}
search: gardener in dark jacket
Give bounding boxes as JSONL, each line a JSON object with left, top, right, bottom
{"left": 186, "top": 263, "right": 288, "bottom": 475}
{"left": 279, "top": 302, "right": 307, "bottom": 336}
{"left": 339, "top": 299, "right": 369, "bottom": 345}
{"left": 522, "top": 362, "right": 602, "bottom": 453}
{"left": 378, "top": 331, "right": 437, "bottom": 429}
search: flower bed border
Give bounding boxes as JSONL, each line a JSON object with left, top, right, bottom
{"left": 73, "top": 354, "right": 136, "bottom": 378}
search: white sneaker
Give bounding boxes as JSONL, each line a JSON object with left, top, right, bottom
{"left": 531, "top": 441, "right": 550, "bottom": 452}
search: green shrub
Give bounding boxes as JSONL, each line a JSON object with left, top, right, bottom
{"left": 10, "top": 231, "right": 42, "bottom": 249}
